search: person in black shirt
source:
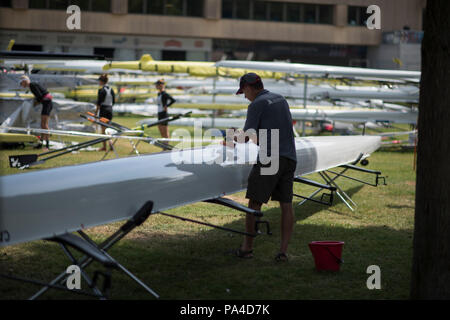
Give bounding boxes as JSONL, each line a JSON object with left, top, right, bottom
{"left": 20, "top": 75, "right": 53, "bottom": 149}
{"left": 231, "top": 73, "right": 297, "bottom": 262}
{"left": 155, "top": 79, "right": 176, "bottom": 138}
{"left": 96, "top": 74, "right": 115, "bottom": 151}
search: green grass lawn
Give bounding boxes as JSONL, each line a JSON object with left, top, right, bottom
{"left": 0, "top": 115, "right": 416, "bottom": 300}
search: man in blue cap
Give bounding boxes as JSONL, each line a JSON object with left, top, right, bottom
{"left": 231, "top": 73, "right": 297, "bottom": 262}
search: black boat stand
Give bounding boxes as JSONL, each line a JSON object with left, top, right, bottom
{"left": 294, "top": 157, "right": 387, "bottom": 211}
{"left": 0, "top": 201, "right": 160, "bottom": 300}
{"left": 156, "top": 196, "right": 272, "bottom": 238}
{"left": 1, "top": 197, "right": 276, "bottom": 300}
{"left": 83, "top": 112, "right": 175, "bottom": 154}
{"left": 293, "top": 176, "right": 336, "bottom": 206}
{"left": 205, "top": 197, "right": 272, "bottom": 235}
{"left": 141, "top": 111, "right": 192, "bottom": 129}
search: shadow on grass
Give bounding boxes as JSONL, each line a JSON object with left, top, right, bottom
{"left": 292, "top": 185, "right": 364, "bottom": 221}
{"left": 378, "top": 147, "right": 415, "bottom": 154}
{"left": 0, "top": 186, "right": 412, "bottom": 300}
{"left": 387, "top": 204, "right": 415, "bottom": 210}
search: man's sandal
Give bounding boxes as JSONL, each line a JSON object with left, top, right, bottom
{"left": 275, "top": 252, "right": 288, "bottom": 262}
{"left": 233, "top": 248, "right": 253, "bottom": 259}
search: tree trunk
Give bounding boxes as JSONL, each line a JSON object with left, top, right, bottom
{"left": 411, "top": 0, "right": 450, "bottom": 299}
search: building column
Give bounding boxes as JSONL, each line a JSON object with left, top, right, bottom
{"left": 112, "top": 0, "right": 127, "bottom": 15}
{"left": 12, "top": 0, "right": 28, "bottom": 9}
{"left": 204, "top": 0, "right": 221, "bottom": 20}
{"left": 334, "top": 4, "right": 348, "bottom": 27}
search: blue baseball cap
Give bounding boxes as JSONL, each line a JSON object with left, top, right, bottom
{"left": 236, "top": 73, "right": 262, "bottom": 95}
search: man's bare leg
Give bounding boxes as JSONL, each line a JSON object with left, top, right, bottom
{"left": 279, "top": 201, "right": 294, "bottom": 254}
{"left": 241, "top": 199, "right": 262, "bottom": 252}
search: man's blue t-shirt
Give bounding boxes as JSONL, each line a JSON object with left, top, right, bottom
{"left": 243, "top": 89, "right": 297, "bottom": 162}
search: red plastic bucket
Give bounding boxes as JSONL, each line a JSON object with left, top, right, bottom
{"left": 308, "top": 241, "right": 344, "bottom": 271}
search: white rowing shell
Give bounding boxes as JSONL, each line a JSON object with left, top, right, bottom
{"left": 0, "top": 135, "right": 380, "bottom": 247}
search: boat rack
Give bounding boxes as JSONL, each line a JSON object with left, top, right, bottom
{"left": 294, "top": 158, "right": 387, "bottom": 211}
{"left": 158, "top": 196, "right": 272, "bottom": 237}
{"left": 0, "top": 201, "right": 159, "bottom": 300}
{"left": 1, "top": 196, "right": 274, "bottom": 300}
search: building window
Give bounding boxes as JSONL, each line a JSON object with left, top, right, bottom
{"left": 0, "top": 0, "right": 12, "bottom": 7}
{"left": 186, "top": 0, "right": 204, "bottom": 17}
{"left": 286, "top": 3, "right": 300, "bottom": 23}
{"left": 318, "top": 5, "right": 333, "bottom": 24}
{"left": 30, "top": 0, "right": 111, "bottom": 12}
{"left": 12, "top": 44, "right": 43, "bottom": 51}
{"left": 94, "top": 47, "right": 114, "bottom": 59}
{"left": 128, "top": 0, "right": 203, "bottom": 17}
{"left": 70, "top": 0, "right": 90, "bottom": 11}
{"left": 162, "top": 50, "right": 186, "bottom": 61}
{"left": 221, "top": 1, "right": 333, "bottom": 24}
{"left": 165, "top": 0, "right": 183, "bottom": 16}
{"left": 222, "top": 0, "right": 233, "bottom": 18}
{"left": 253, "top": 0, "right": 267, "bottom": 20}
{"left": 128, "top": 0, "right": 144, "bottom": 14}
{"left": 269, "top": 1, "right": 283, "bottom": 22}
{"left": 303, "top": 4, "right": 316, "bottom": 23}
{"left": 49, "top": 0, "right": 69, "bottom": 10}
{"left": 91, "top": 0, "right": 110, "bottom": 12}
{"left": 348, "top": 6, "right": 368, "bottom": 26}
{"left": 147, "top": 0, "right": 164, "bottom": 14}
{"left": 29, "top": 0, "right": 47, "bottom": 9}
{"left": 236, "top": 0, "right": 250, "bottom": 20}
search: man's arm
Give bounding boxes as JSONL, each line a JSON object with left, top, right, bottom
{"left": 233, "top": 129, "right": 255, "bottom": 144}
{"left": 237, "top": 101, "right": 264, "bottom": 144}
{"left": 222, "top": 128, "right": 257, "bottom": 147}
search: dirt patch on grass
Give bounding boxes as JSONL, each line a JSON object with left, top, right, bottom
{"left": 405, "top": 181, "right": 416, "bottom": 186}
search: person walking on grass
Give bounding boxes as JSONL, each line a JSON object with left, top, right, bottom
{"left": 155, "top": 79, "right": 176, "bottom": 139}
{"left": 96, "top": 73, "right": 115, "bottom": 151}
{"left": 229, "top": 73, "right": 297, "bottom": 262}
{"left": 20, "top": 75, "right": 53, "bottom": 150}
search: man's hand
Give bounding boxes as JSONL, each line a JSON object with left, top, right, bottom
{"left": 221, "top": 128, "right": 237, "bottom": 148}
{"left": 221, "top": 139, "right": 236, "bottom": 148}
{"left": 234, "top": 128, "right": 257, "bottom": 144}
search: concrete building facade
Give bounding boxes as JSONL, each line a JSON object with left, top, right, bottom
{"left": 0, "top": 0, "right": 426, "bottom": 69}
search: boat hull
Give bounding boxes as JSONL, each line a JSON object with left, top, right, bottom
{"left": 0, "top": 135, "right": 380, "bottom": 247}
